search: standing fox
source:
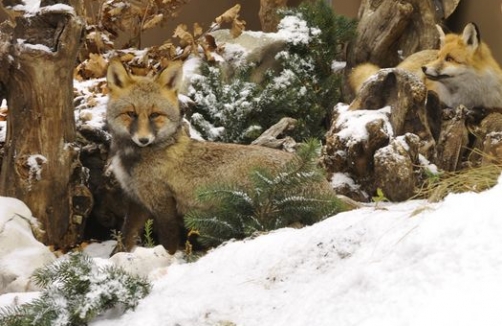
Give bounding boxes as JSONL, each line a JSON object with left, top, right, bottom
{"left": 106, "top": 59, "right": 333, "bottom": 254}
{"left": 350, "top": 23, "right": 502, "bottom": 109}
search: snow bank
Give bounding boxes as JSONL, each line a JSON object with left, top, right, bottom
{"left": 89, "top": 176, "right": 502, "bottom": 326}
{"left": 0, "top": 197, "right": 55, "bottom": 295}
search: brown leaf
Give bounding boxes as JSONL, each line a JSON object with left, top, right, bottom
{"left": 143, "top": 13, "right": 164, "bottom": 30}
{"left": 201, "top": 43, "right": 216, "bottom": 62}
{"left": 193, "top": 22, "right": 203, "bottom": 38}
{"left": 215, "top": 4, "right": 241, "bottom": 25}
{"left": 204, "top": 34, "right": 217, "bottom": 51}
{"left": 173, "top": 24, "right": 194, "bottom": 47}
{"left": 231, "top": 18, "right": 246, "bottom": 38}
{"left": 86, "top": 53, "right": 108, "bottom": 78}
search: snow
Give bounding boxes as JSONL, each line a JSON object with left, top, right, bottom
{"left": 9, "top": 0, "right": 41, "bottom": 15}
{"left": 2, "top": 177, "right": 502, "bottom": 325}
{"left": 0, "top": 197, "right": 55, "bottom": 295}
{"left": 81, "top": 178, "right": 502, "bottom": 326}
{"left": 275, "top": 15, "right": 321, "bottom": 46}
{"left": 16, "top": 39, "right": 52, "bottom": 53}
{"left": 334, "top": 103, "right": 393, "bottom": 145}
{"left": 26, "top": 154, "right": 47, "bottom": 182}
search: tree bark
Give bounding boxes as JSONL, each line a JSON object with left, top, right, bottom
{"left": 347, "top": 0, "right": 460, "bottom": 69}
{"left": 259, "top": 0, "right": 288, "bottom": 32}
{"left": 0, "top": 1, "right": 91, "bottom": 249}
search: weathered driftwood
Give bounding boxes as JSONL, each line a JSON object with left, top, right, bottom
{"left": 0, "top": 1, "right": 91, "bottom": 249}
{"left": 347, "top": 0, "right": 460, "bottom": 69}
{"left": 251, "top": 117, "right": 297, "bottom": 152}
{"left": 434, "top": 106, "right": 469, "bottom": 171}
{"left": 349, "top": 68, "right": 437, "bottom": 159}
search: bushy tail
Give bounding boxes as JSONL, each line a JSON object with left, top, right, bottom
{"left": 348, "top": 62, "right": 380, "bottom": 93}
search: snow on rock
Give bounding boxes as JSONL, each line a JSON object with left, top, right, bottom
{"left": 7, "top": 0, "right": 41, "bottom": 15}
{"left": 109, "top": 246, "right": 184, "bottom": 280}
{"left": 334, "top": 103, "right": 393, "bottom": 144}
{"left": 89, "top": 175, "right": 502, "bottom": 326}
{"left": 0, "top": 197, "right": 55, "bottom": 294}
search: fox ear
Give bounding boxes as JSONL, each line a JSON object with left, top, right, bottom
{"left": 107, "top": 59, "right": 133, "bottom": 92}
{"left": 156, "top": 61, "right": 183, "bottom": 92}
{"left": 462, "top": 22, "right": 480, "bottom": 50}
{"left": 436, "top": 24, "right": 446, "bottom": 47}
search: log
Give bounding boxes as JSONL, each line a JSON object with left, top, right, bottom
{"left": 0, "top": 1, "right": 91, "bottom": 249}
{"left": 251, "top": 117, "right": 297, "bottom": 151}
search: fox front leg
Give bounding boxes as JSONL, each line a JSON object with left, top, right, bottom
{"left": 154, "top": 196, "right": 183, "bottom": 255}
{"left": 112, "top": 200, "right": 151, "bottom": 255}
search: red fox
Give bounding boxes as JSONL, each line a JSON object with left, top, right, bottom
{"left": 349, "top": 23, "right": 502, "bottom": 109}
{"left": 106, "top": 59, "right": 333, "bottom": 254}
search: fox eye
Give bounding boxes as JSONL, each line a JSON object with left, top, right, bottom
{"left": 126, "top": 111, "right": 137, "bottom": 118}
{"left": 445, "top": 55, "right": 456, "bottom": 63}
{"left": 150, "top": 112, "right": 162, "bottom": 119}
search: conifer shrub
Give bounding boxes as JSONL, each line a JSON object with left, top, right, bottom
{"left": 0, "top": 252, "right": 151, "bottom": 326}
{"left": 188, "top": 0, "right": 356, "bottom": 143}
{"left": 185, "top": 139, "right": 344, "bottom": 247}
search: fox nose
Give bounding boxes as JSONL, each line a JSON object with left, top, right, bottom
{"left": 138, "top": 138, "right": 151, "bottom": 145}
{"left": 421, "top": 66, "right": 427, "bottom": 73}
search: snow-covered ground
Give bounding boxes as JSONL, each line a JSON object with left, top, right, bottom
{"left": 2, "top": 175, "right": 502, "bottom": 325}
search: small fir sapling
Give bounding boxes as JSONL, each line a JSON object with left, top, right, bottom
{"left": 188, "top": 0, "right": 356, "bottom": 143}
{"left": 185, "top": 139, "right": 344, "bottom": 247}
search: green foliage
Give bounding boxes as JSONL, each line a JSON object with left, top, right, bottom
{"left": 185, "top": 139, "right": 345, "bottom": 247}
{"left": 372, "top": 188, "right": 389, "bottom": 209}
{"left": 189, "top": 64, "right": 261, "bottom": 143}
{"left": 188, "top": 0, "right": 356, "bottom": 143}
{"left": 0, "top": 252, "right": 151, "bottom": 326}
{"left": 143, "top": 218, "right": 156, "bottom": 248}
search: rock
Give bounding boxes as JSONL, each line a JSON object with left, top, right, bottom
{"left": 476, "top": 112, "right": 502, "bottom": 165}
{"left": 349, "top": 68, "right": 437, "bottom": 159}
{"left": 374, "top": 134, "right": 421, "bottom": 202}
{"left": 323, "top": 104, "right": 392, "bottom": 201}
{"left": 435, "top": 106, "right": 469, "bottom": 171}
{"left": 109, "top": 245, "right": 183, "bottom": 279}
{"left": 210, "top": 29, "right": 287, "bottom": 84}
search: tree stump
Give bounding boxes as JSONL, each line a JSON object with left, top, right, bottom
{"left": 346, "top": 0, "right": 460, "bottom": 69}
{"left": 0, "top": 1, "right": 91, "bottom": 249}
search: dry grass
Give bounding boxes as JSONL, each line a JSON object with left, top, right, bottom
{"left": 416, "top": 164, "right": 502, "bottom": 202}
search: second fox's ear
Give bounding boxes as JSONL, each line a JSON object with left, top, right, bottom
{"left": 156, "top": 61, "right": 183, "bottom": 92}
{"left": 436, "top": 24, "right": 446, "bottom": 47}
{"left": 462, "top": 22, "right": 480, "bottom": 50}
{"left": 107, "top": 59, "right": 133, "bottom": 92}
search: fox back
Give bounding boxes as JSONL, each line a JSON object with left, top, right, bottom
{"left": 106, "top": 60, "right": 332, "bottom": 253}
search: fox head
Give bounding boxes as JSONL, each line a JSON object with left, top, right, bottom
{"left": 422, "top": 23, "right": 483, "bottom": 82}
{"left": 106, "top": 59, "right": 183, "bottom": 148}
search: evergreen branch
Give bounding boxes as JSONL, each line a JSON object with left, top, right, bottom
{"left": 0, "top": 252, "right": 151, "bottom": 325}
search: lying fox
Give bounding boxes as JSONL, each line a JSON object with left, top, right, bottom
{"left": 349, "top": 23, "right": 502, "bottom": 109}
{"left": 106, "top": 59, "right": 333, "bottom": 254}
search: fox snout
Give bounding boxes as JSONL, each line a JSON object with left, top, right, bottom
{"left": 132, "top": 133, "right": 155, "bottom": 147}
{"left": 128, "top": 112, "right": 156, "bottom": 147}
{"left": 421, "top": 65, "right": 449, "bottom": 81}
